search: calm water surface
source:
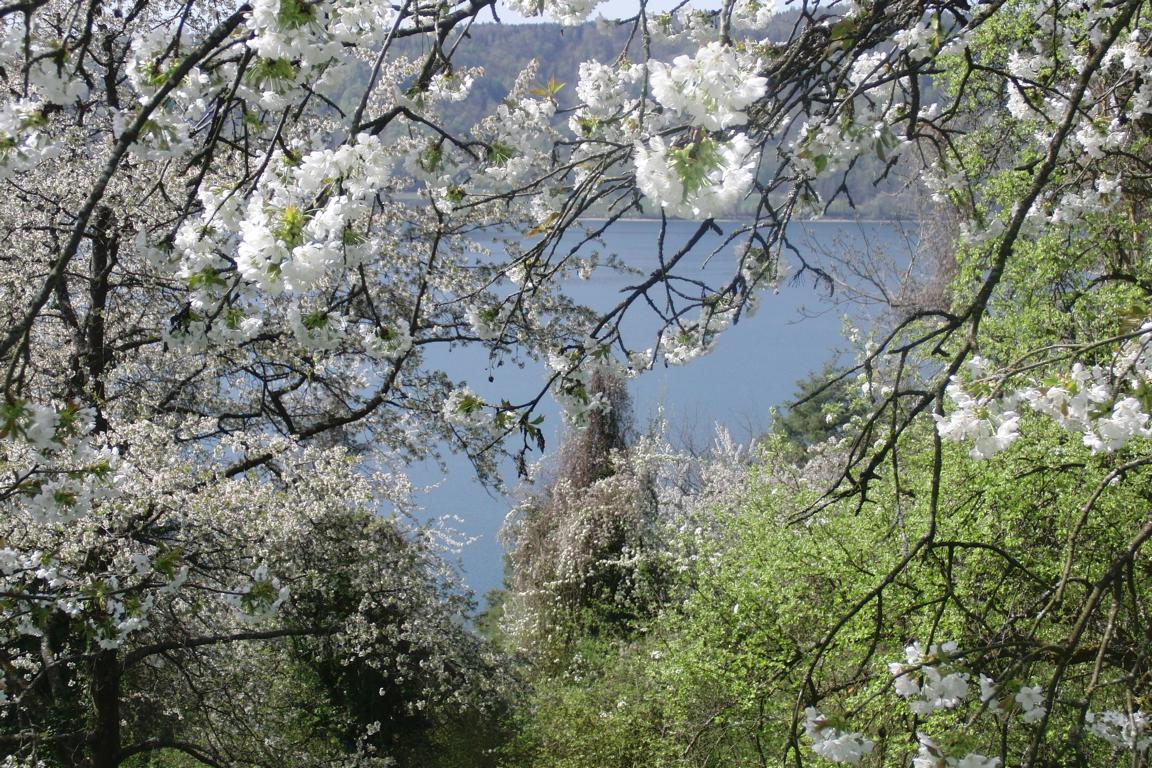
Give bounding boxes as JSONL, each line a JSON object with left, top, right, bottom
{"left": 412, "top": 218, "right": 915, "bottom": 600}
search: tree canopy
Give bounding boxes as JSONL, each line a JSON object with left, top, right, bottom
{"left": 4, "top": 0, "right": 1152, "bottom": 764}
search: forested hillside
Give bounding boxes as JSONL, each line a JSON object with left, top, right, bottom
{"left": 432, "top": 19, "right": 801, "bottom": 122}
{"left": 390, "top": 17, "right": 923, "bottom": 218}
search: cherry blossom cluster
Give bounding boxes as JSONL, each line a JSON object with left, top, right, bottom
{"left": 575, "top": 60, "right": 646, "bottom": 119}
{"left": 995, "top": 0, "right": 1152, "bottom": 141}
{"left": 1, "top": 400, "right": 123, "bottom": 524}
{"left": 442, "top": 387, "right": 496, "bottom": 432}
{"left": 0, "top": 19, "right": 88, "bottom": 107}
{"left": 634, "top": 133, "right": 757, "bottom": 220}
{"left": 0, "top": 99, "right": 54, "bottom": 180}
{"left": 655, "top": 289, "right": 751, "bottom": 366}
{"left": 248, "top": 0, "right": 398, "bottom": 66}
{"left": 937, "top": 328, "right": 1152, "bottom": 459}
{"left": 729, "top": 0, "right": 780, "bottom": 30}
{"left": 888, "top": 641, "right": 972, "bottom": 715}
{"left": 569, "top": 60, "right": 647, "bottom": 147}
{"left": 161, "top": 135, "right": 407, "bottom": 355}
{"left": 934, "top": 377, "right": 1021, "bottom": 460}
{"left": 648, "top": 42, "right": 767, "bottom": 131}
{"left": 545, "top": 350, "right": 626, "bottom": 425}
{"left": 503, "top": 0, "right": 602, "bottom": 26}
{"left": 236, "top": 136, "right": 393, "bottom": 293}
{"left": 224, "top": 563, "right": 292, "bottom": 622}
{"left": 119, "top": 29, "right": 222, "bottom": 161}
{"left": 646, "top": 7, "right": 734, "bottom": 45}
{"left": 803, "top": 707, "right": 876, "bottom": 764}
{"left": 913, "top": 734, "right": 1000, "bottom": 768}
{"left": 1086, "top": 710, "right": 1152, "bottom": 752}
{"left": 472, "top": 88, "right": 560, "bottom": 193}
{"left": 802, "top": 641, "right": 1059, "bottom": 766}
{"left": 792, "top": 100, "right": 912, "bottom": 182}
{"left": 632, "top": 42, "right": 765, "bottom": 218}
{"left": 1, "top": 410, "right": 284, "bottom": 653}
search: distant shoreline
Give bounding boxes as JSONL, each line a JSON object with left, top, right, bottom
{"left": 576, "top": 216, "right": 918, "bottom": 225}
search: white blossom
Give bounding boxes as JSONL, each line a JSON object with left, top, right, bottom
{"left": 648, "top": 42, "right": 767, "bottom": 130}
{"left": 1087, "top": 710, "right": 1152, "bottom": 752}
{"left": 803, "top": 707, "right": 876, "bottom": 764}
{"left": 634, "top": 133, "right": 757, "bottom": 219}
{"left": 1015, "top": 685, "right": 1046, "bottom": 724}
{"left": 0, "top": 99, "right": 54, "bottom": 179}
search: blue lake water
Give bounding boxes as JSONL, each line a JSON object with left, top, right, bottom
{"left": 410, "top": 218, "right": 914, "bottom": 602}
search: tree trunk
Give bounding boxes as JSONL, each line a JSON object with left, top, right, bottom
{"left": 90, "top": 649, "right": 120, "bottom": 768}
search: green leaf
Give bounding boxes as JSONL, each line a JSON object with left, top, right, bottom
{"left": 277, "top": 0, "right": 315, "bottom": 29}
{"left": 187, "top": 267, "right": 228, "bottom": 291}
{"left": 488, "top": 142, "right": 517, "bottom": 167}
{"left": 275, "top": 204, "right": 309, "bottom": 249}
{"left": 302, "top": 310, "right": 329, "bottom": 330}
{"left": 670, "top": 136, "right": 724, "bottom": 198}
{"left": 246, "top": 58, "right": 297, "bottom": 87}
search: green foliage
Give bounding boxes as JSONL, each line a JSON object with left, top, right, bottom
{"left": 502, "top": 635, "right": 679, "bottom": 768}
{"left": 498, "top": 395, "right": 1152, "bottom": 767}
{"left": 771, "top": 360, "right": 866, "bottom": 450}
{"left": 276, "top": 204, "right": 310, "bottom": 249}
{"left": 277, "top": 0, "right": 315, "bottom": 29}
{"left": 246, "top": 57, "right": 297, "bottom": 86}
{"left": 488, "top": 142, "right": 517, "bottom": 167}
{"left": 670, "top": 136, "right": 725, "bottom": 198}
{"left": 121, "top": 751, "right": 202, "bottom": 767}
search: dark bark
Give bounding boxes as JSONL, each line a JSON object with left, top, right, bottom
{"left": 90, "top": 649, "right": 120, "bottom": 768}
